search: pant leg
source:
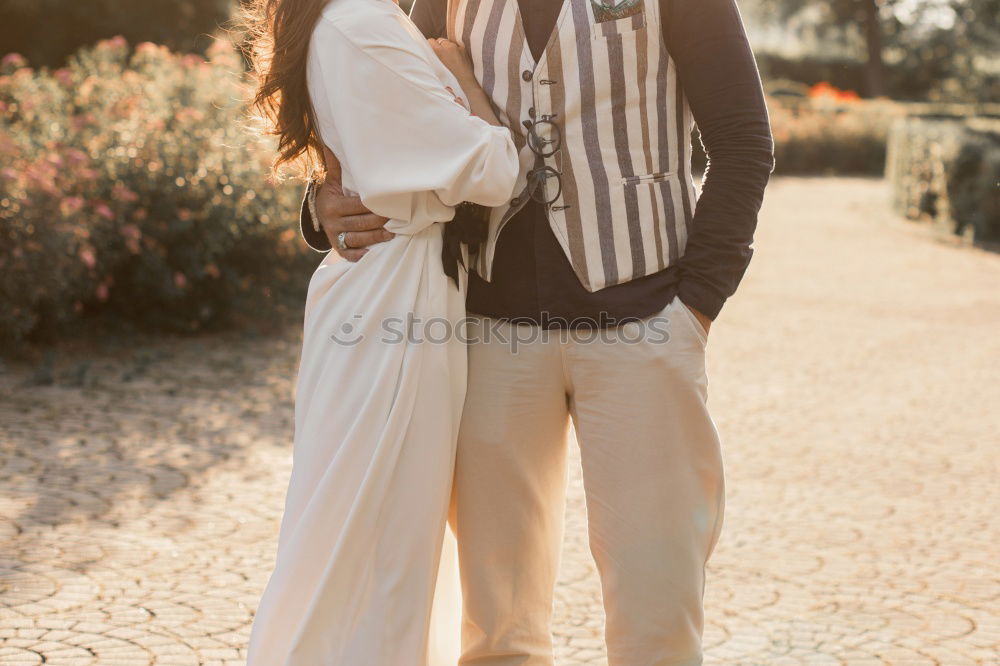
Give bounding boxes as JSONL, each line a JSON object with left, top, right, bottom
{"left": 455, "top": 317, "right": 571, "bottom": 665}
{"left": 565, "top": 296, "right": 726, "bottom": 666}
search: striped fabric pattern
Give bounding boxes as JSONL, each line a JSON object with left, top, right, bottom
{"left": 448, "top": 0, "right": 698, "bottom": 292}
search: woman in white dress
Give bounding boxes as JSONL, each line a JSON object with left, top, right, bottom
{"left": 241, "top": 0, "right": 519, "bottom": 662}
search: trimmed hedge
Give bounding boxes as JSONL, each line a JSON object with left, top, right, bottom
{"left": 768, "top": 96, "right": 900, "bottom": 176}
{"left": 690, "top": 95, "right": 904, "bottom": 176}
{"left": 691, "top": 96, "right": 1000, "bottom": 179}
{"left": 0, "top": 38, "right": 313, "bottom": 346}
{"left": 886, "top": 116, "right": 1000, "bottom": 242}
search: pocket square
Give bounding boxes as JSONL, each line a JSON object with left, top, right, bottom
{"left": 591, "top": 0, "right": 644, "bottom": 23}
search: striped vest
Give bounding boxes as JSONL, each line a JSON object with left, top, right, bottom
{"left": 447, "top": 0, "right": 698, "bottom": 292}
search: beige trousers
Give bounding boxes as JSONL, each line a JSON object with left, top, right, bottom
{"left": 453, "top": 295, "right": 726, "bottom": 666}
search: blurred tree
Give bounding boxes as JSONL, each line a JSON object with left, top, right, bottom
{"left": 0, "top": 0, "right": 232, "bottom": 67}
{"left": 861, "top": 0, "right": 885, "bottom": 96}
{"left": 755, "top": 0, "right": 894, "bottom": 96}
{"left": 754, "top": 0, "right": 999, "bottom": 101}
{"left": 947, "top": 0, "right": 1000, "bottom": 101}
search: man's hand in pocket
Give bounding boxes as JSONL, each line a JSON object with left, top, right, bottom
{"left": 684, "top": 302, "right": 712, "bottom": 337}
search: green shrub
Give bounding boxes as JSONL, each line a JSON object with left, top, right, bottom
{"left": 886, "top": 116, "right": 1000, "bottom": 242}
{"left": 0, "top": 38, "right": 313, "bottom": 346}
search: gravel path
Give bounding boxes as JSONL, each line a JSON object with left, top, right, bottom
{"left": 1, "top": 177, "right": 998, "bottom": 665}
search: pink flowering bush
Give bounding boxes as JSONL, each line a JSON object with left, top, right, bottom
{"left": 0, "top": 38, "right": 314, "bottom": 344}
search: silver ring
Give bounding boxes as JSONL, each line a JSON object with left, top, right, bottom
{"left": 336, "top": 231, "right": 349, "bottom": 252}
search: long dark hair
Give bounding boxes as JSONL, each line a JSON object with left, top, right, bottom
{"left": 243, "top": 0, "right": 488, "bottom": 287}
{"left": 242, "top": 0, "right": 329, "bottom": 175}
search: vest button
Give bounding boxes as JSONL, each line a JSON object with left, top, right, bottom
{"left": 511, "top": 197, "right": 522, "bottom": 206}
{"left": 522, "top": 69, "right": 533, "bottom": 82}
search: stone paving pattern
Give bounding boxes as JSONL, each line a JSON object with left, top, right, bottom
{"left": 1, "top": 178, "right": 998, "bottom": 664}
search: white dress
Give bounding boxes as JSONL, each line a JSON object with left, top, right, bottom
{"left": 245, "top": 0, "right": 519, "bottom": 663}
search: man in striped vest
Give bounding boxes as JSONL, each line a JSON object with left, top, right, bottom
{"left": 302, "top": 0, "right": 774, "bottom": 662}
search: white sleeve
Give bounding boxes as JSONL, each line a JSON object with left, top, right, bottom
{"left": 311, "top": 14, "right": 520, "bottom": 225}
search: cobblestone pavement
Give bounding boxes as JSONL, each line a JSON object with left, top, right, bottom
{"left": 1, "top": 177, "right": 998, "bottom": 665}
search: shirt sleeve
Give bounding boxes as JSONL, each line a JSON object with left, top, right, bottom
{"left": 311, "top": 13, "right": 519, "bottom": 229}
{"left": 661, "top": 0, "right": 775, "bottom": 320}
{"left": 408, "top": 0, "right": 448, "bottom": 38}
